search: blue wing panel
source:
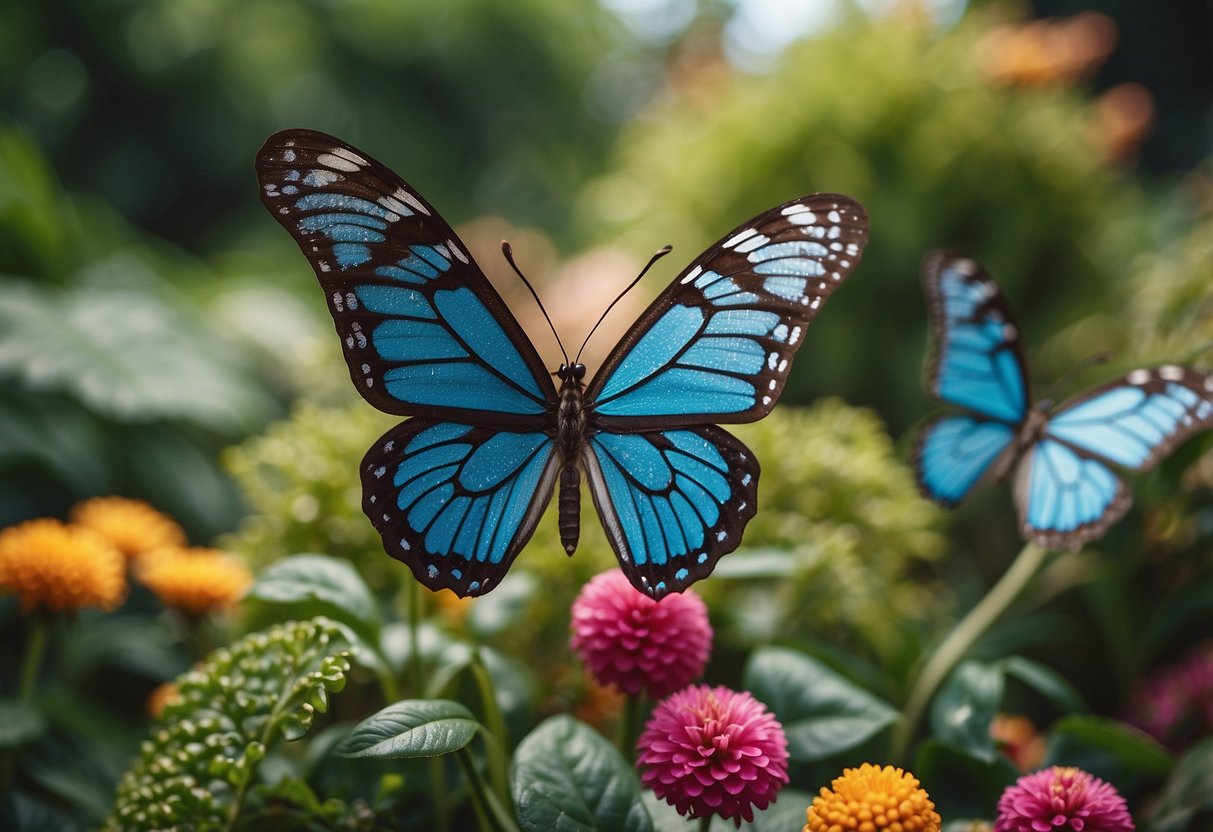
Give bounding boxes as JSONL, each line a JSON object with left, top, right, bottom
{"left": 584, "top": 426, "right": 759, "bottom": 598}
{"left": 257, "top": 130, "right": 556, "bottom": 428}
{"left": 1013, "top": 439, "right": 1131, "bottom": 549}
{"left": 587, "top": 194, "right": 868, "bottom": 427}
{"left": 913, "top": 416, "right": 1016, "bottom": 507}
{"left": 1046, "top": 367, "right": 1213, "bottom": 471}
{"left": 362, "top": 419, "right": 559, "bottom": 597}
{"left": 922, "top": 253, "right": 1029, "bottom": 425}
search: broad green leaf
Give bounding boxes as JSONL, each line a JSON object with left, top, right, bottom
{"left": 1001, "top": 656, "right": 1086, "bottom": 713}
{"left": 929, "top": 660, "right": 1003, "bottom": 762}
{"left": 744, "top": 647, "right": 897, "bottom": 762}
{"left": 1051, "top": 715, "right": 1174, "bottom": 776}
{"left": 337, "top": 700, "right": 480, "bottom": 759}
{"left": 249, "top": 554, "right": 380, "bottom": 636}
{"left": 1146, "top": 738, "right": 1213, "bottom": 832}
{"left": 512, "top": 715, "right": 653, "bottom": 832}
{"left": 0, "top": 700, "right": 46, "bottom": 748}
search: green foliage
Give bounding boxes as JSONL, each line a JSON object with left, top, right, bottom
{"left": 338, "top": 700, "right": 480, "bottom": 760}
{"left": 103, "top": 618, "right": 356, "bottom": 832}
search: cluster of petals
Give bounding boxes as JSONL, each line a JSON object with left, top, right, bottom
{"left": 637, "top": 684, "right": 788, "bottom": 826}
{"left": 71, "top": 496, "right": 185, "bottom": 563}
{"left": 570, "top": 569, "right": 711, "bottom": 699}
{"left": 805, "top": 763, "right": 940, "bottom": 832}
{"left": 137, "top": 547, "right": 253, "bottom": 615}
{"left": 0, "top": 518, "right": 126, "bottom": 613}
{"left": 1126, "top": 646, "right": 1213, "bottom": 749}
{"left": 995, "top": 766, "right": 1134, "bottom": 832}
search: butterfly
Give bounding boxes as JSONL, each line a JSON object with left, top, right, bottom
{"left": 912, "top": 250, "right": 1213, "bottom": 548}
{"left": 256, "top": 129, "right": 868, "bottom": 597}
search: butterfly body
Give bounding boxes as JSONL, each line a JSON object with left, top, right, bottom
{"left": 256, "top": 128, "right": 868, "bottom": 597}
{"left": 913, "top": 251, "right": 1213, "bottom": 548}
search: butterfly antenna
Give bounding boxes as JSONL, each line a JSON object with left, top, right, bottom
{"left": 574, "top": 245, "right": 673, "bottom": 365}
{"left": 502, "top": 241, "right": 569, "bottom": 367}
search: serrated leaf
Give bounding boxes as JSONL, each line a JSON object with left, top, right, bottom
{"left": 337, "top": 700, "right": 480, "bottom": 759}
{"left": 511, "top": 716, "right": 653, "bottom": 832}
{"left": 1001, "top": 655, "right": 1085, "bottom": 713}
{"left": 929, "top": 660, "right": 1003, "bottom": 762}
{"left": 744, "top": 647, "right": 897, "bottom": 762}
{"left": 249, "top": 554, "right": 380, "bottom": 636}
{"left": 1052, "top": 715, "right": 1174, "bottom": 776}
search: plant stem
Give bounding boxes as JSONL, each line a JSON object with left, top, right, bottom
{"left": 892, "top": 541, "right": 1049, "bottom": 763}
{"left": 409, "top": 579, "right": 424, "bottom": 696}
{"left": 698, "top": 815, "right": 712, "bottom": 832}
{"left": 471, "top": 649, "right": 513, "bottom": 815}
{"left": 19, "top": 614, "right": 50, "bottom": 706}
{"left": 619, "top": 694, "right": 642, "bottom": 763}
{"left": 456, "top": 747, "right": 496, "bottom": 832}
{"left": 431, "top": 757, "right": 451, "bottom": 832}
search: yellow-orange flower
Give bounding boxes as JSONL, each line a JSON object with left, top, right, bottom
{"left": 137, "top": 548, "right": 252, "bottom": 615}
{"left": 0, "top": 518, "right": 126, "bottom": 613}
{"left": 71, "top": 497, "right": 186, "bottom": 563}
{"left": 805, "top": 763, "right": 941, "bottom": 832}
{"left": 991, "top": 713, "right": 1048, "bottom": 771}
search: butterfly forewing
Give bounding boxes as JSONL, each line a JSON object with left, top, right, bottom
{"left": 585, "top": 194, "right": 869, "bottom": 430}
{"left": 256, "top": 129, "right": 556, "bottom": 429}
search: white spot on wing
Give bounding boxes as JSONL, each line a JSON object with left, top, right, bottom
{"left": 448, "top": 240, "right": 469, "bottom": 263}
{"left": 317, "top": 153, "right": 361, "bottom": 172}
{"left": 331, "top": 147, "right": 369, "bottom": 167}
{"left": 723, "top": 228, "right": 757, "bottom": 249}
{"left": 1159, "top": 365, "right": 1184, "bottom": 381}
{"left": 394, "top": 188, "right": 430, "bottom": 216}
{"left": 734, "top": 234, "right": 769, "bottom": 253}
{"left": 283, "top": 149, "right": 296, "bottom": 162}
{"left": 1127, "top": 369, "right": 1151, "bottom": 385}
{"left": 681, "top": 265, "right": 703, "bottom": 285}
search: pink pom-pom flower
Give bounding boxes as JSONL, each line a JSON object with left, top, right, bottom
{"left": 570, "top": 569, "right": 712, "bottom": 699}
{"left": 637, "top": 684, "right": 789, "bottom": 827}
{"left": 995, "top": 766, "right": 1135, "bottom": 832}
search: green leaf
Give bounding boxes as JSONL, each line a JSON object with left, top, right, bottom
{"left": 249, "top": 554, "right": 381, "bottom": 636}
{"left": 511, "top": 716, "right": 653, "bottom": 832}
{"left": 914, "top": 739, "right": 1018, "bottom": 820}
{"left": 929, "top": 660, "right": 1003, "bottom": 762}
{"left": 337, "top": 700, "right": 480, "bottom": 759}
{"left": 744, "top": 646, "right": 897, "bottom": 763}
{"left": 1146, "top": 738, "right": 1213, "bottom": 832}
{"left": 0, "top": 700, "right": 46, "bottom": 748}
{"left": 1001, "top": 656, "right": 1086, "bottom": 713}
{"left": 1051, "top": 715, "right": 1175, "bottom": 777}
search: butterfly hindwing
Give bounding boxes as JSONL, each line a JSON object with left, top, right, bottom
{"left": 362, "top": 418, "right": 560, "bottom": 597}
{"left": 921, "top": 251, "right": 1029, "bottom": 425}
{"left": 582, "top": 426, "right": 759, "bottom": 597}
{"left": 585, "top": 194, "right": 868, "bottom": 429}
{"left": 912, "top": 414, "right": 1017, "bottom": 507}
{"left": 1013, "top": 439, "right": 1131, "bottom": 549}
{"left": 256, "top": 129, "right": 555, "bottom": 429}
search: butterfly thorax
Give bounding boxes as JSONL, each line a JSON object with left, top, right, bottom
{"left": 555, "top": 363, "right": 588, "bottom": 556}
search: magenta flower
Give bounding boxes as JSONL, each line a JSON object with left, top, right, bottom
{"left": 995, "top": 766, "right": 1134, "bottom": 832}
{"left": 637, "top": 684, "right": 789, "bottom": 827}
{"left": 570, "top": 569, "right": 712, "bottom": 699}
{"left": 1127, "top": 646, "right": 1213, "bottom": 750}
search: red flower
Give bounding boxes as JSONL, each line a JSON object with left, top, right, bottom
{"left": 570, "top": 569, "right": 711, "bottom": 699}
{"left": 637, "top": 684, "right": 788, "bottom": 827}
{"left": 996, "top": 766, "right": 1134, "bottom": 832}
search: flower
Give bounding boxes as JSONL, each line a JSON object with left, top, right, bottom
{"left": 137, "top": 548, "right": 252, "bottom": 615}
{"left": 991, "top": 714, "right": 1048, "bottom": 771}
{"left": 637, "top": 684, "right": 788, "bottom": 826}
{"left": 71, "top": 497, "right": 186, "bottom": 563}
{"left": 570, "top": 569, "right": 712, "bottom": 699}
{"left": 995, "top": 766, "right": 1134, "bottom": 832}
{"left": 0, "top": 518, "right": 126, "bottom": 613}
{"left": 805, "top": 763, "right": 940, "bottom": 832}
{"left": 1126, "top": 645, "right": 1213, "bottom": 750}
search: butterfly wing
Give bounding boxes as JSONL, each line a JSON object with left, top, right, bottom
{"left": 921, "top": 251, "right": 1030, "bottom": 424}
{"left": 362, "top": 419, "right": 559, "bottom": 597}
{"left": 1014, "top": 366, "right": 1213, "bottom": 548}
{"left": 256, "top": 129, "right": 556, "bottom": 428}
{"left": 582, "top": 426, "right": 758, "bottom": 598}
{"left": 583, "top": 194, "right": 868, "bottom": 429}
{"left": 911, "top": 415, "right": 1017, "bottom": 507}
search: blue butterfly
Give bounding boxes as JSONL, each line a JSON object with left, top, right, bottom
{"left": 256, "top": 129, "right": 868, "bottom": 597}
{"left": 912, "top": 251, "right": 1213, "bottom": 548}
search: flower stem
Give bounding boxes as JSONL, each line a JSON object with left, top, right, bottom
{"left": 408, "top": 579, "right": 424, "bottom": 696}
{"left": 892, "top": 541, "right": 1049, "bottom": 763}
{"left": 619, "top": 694, "right": 642, "bottom": 763}
{"left": 698, "top": 815, "right": 712, "bottom": 832}
{"left": 19, "top": 614, "right": 50, "bottom": 706}
{"left": 471, "top": 649, "right": 513, "bottom": 815}
{"left": 456, "top": 747, "right": 494, "bottom": 831}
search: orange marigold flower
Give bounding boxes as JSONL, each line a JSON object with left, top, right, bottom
{"left": 806, "top": 763, "right": 941, "bottom": 832}
{"left": 137, "top": 548, "right": 252, "bottom": 615}
{"left": 0, "top": 518, "right": 126, "bottom": 613}
{"left": 71, "top": 497, "right": 186, "bottom": 563}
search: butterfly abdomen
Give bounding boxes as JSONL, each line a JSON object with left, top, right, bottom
{"left": 559, "top": 463, "right": 581, "bottom": 555}
{"left": 555, "top": 373, "right": 588, "bottom": 556}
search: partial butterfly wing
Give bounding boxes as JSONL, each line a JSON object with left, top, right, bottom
{"left": 582, "top": 427, "right": 759, "bottom": 597}
{"left": 921, "top": 251, "right": 1029, "bottom": 424}
{"left": 584, "top": 194, "right": 868, "bottom": 428}
{"left": 913, "top": 251, "right": 1029, "bottom": 506}
{"left": 579, "top": 194, "right": 867, "bottom": 597}
{"left": 362, "top": 420, "right": 559, "bottom": 597}
{"left": 256, "top": 129, "right": 556, "bottom": 429}
{"left": 1014, "top": 366, "right": 1213, "bottom": 548}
